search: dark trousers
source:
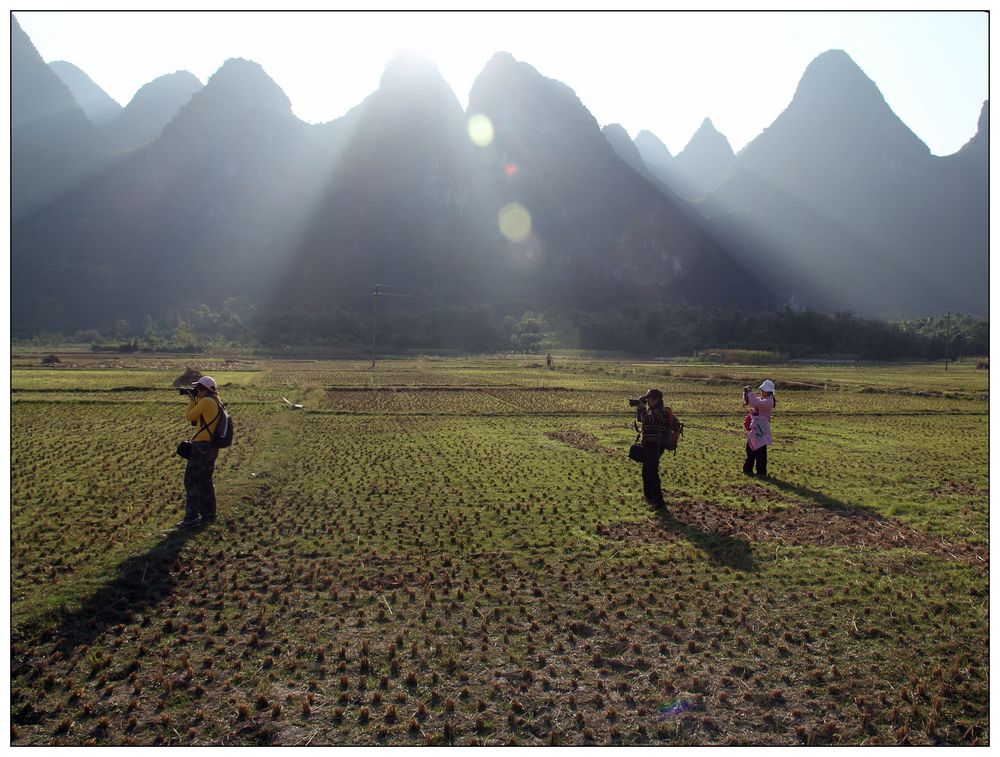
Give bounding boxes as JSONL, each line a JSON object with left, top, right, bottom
{"left": 744, "top": 443, "right": 767, "bottom": 477}
{"left": 642, "top": 441, "right": 665, "bottom": 506}
{"left": 184, "top": 442, "right": 218, "bottom": 520}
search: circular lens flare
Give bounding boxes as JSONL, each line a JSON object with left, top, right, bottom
{"left": 467, "top": 114, "right": 494, "bottom": 147}
{"left": 498, "top": 203, "right": 532, "bottom": 242}
{"left": 505, "top": 163, "right": 519, "bottom": 177}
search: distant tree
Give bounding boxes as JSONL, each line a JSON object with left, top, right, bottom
{"left": 188, "top": 305, "right": 221, "bottom": 335}
{"left": 510, "top": 312, "right": 543, "bottom": 353}
{"left": 74, "top": 329, "right": 102, "bottom": 343}
{"left": 172, "top": 320, "right": 197, "bottom": 348}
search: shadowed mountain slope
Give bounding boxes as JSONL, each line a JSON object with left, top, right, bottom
{"left": 462, "top": 52, "right": 766, "bottom": 311}
{"left": 13, "top": 59, "right": 320, "bottom": 332}
{"left": 11, "top": 16, "right": 106, "bottom": 220}
{"left": 701, "top": 50, "right": 987, "bottom": 316}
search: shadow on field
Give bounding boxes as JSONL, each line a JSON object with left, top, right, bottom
{"left": 766, "top": 478, "right": 875, "bottom": 514}
{"left": 654, "top": 511, "right": 755, "bottom": 571}
{"left": 52, "top": 523, "right": 205, "bottom": 653}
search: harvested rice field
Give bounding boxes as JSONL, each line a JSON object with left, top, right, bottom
{"left": 9, "top": 352, "right": 989, "bottom": 745}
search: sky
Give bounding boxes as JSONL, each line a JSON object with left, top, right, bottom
{"left": 12, "top": 9, "right": 990, "bottom": 157}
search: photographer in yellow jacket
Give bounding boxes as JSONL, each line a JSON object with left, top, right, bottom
{"left": 178, "top": 376, "right": 223, "bottom": 528}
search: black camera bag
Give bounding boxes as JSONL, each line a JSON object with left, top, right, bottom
{"left": 176, "top": 440, "right": 192, "bottom": 459}
{"left": 628, "top": 441, "right": 644, "bottom": 462}
{"left": 628, "top": 422, "right": 644, "bottom": 463}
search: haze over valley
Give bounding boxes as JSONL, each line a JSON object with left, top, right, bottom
{"left": 11, "top": 14, "right": 988, "bottom": 343}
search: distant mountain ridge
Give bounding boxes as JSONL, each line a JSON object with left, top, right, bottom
{"left": 48, "top": 60, "right": 122, "bottom": 126}
{"left": 618, "top": 119, "right": 734, "bottom": 201}
{"left": 669, "top": 118, "right": 734, "bottom": 198}
{"left": 105, "top": 70, "right": 203, "bottom": 152}
{"left": 10, "top": 20, "right": 988, "bottom": 336}
{"left": 607, "top": 48, "right": 986, "bottom": 317}
{"left": 463, "top": 52, "right": 763, "bottom": 310}
{"left": 633, "top": 130, "right": 673, "bottom": 184}
{"left": 602, "top": 123, "right": 647, "bottom": 176}
{"left": 11, "top": 16, "right": 104, "bottom": 220}
{"left": 699, "top": 49, "right": 986, "bottom": 316}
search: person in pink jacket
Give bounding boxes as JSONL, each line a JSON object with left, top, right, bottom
{"left": 743, "top": 380, "right": 776, "bottom": 478}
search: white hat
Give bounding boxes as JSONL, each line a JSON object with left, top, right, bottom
{"left": 759, "top": 379, "right": 775, "bottom": 393}
{"left": 192, "top": 376, "right": 217, "bottom": 391}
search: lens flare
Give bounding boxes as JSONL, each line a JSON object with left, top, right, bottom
{"left": 505, "top": 163, "right": 519, "bottom": 177}
{"left": 467, "top": 114, "right": 494, "bottom": 147}
{"left": 498, "top": 203, "right": 532, "bottom": 242}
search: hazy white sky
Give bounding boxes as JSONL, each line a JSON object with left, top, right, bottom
{"left": 13, "top": 9, "right": 989, "bottom": 156}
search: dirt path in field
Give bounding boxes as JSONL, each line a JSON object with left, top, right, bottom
{"left": 598, "top": 487, "right": 988, "bottom": 569}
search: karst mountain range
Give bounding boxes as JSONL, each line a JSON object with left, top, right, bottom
{"left": 11, "top": 16, "right": 988, "bottom": 334}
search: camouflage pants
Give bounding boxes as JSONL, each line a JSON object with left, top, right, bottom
{"left": 184, "top": 442, "right": 218, "bottom": 520}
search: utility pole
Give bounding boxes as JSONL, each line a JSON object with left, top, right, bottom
{"left": 944, "top": 310, "right": 951, "bottom": 371}
{"left": 370, "top": 285, "right": 380, "bottom": 369}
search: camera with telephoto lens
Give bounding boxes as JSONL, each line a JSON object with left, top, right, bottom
{"left": 628, "top": 397, "right": 647, "bottom": 408}
{"left": 178, "top": 387, "right": 194, "bottom": 397}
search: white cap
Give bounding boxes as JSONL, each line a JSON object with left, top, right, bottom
{"left": 759, "top": 379, "right": 775, "bottom": 393}
{"left": 192, "top": 376, "right": 217, "bottom": 391}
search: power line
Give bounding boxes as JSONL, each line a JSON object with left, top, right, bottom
{"left": 370, "top": 283, "right": 439, "bottom": 369}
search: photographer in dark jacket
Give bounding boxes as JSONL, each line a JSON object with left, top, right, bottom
{"left": 635, "top": 388, "right": 670, "bottom": 510}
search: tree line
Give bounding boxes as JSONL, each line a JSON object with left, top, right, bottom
{"left": 32, "top": 301, "right": 989, "bottom": 361}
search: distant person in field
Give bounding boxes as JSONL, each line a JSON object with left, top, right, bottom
{"left": 180, "top": 376, "right": 223, "bottom": 527}
{"left": 743, "top": 380, "right": 776, "bottom": 478}
{"left": 546, "top": 352, "right": 553, "bottom": 369}
{"left": 636, "top": 388, "right": 671, "bottom": 510}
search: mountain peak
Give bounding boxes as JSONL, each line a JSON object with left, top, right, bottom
{"left": 104, "top": 70, "right": 202, "bottom": 151}
{"left": 635, "top": 130, "right": 672, "bottom": 158}
{"left": 779, "top": 48, "right": 929, "bottom": 159}
{"left": 475, "top": 51, "right": 550, "bottom": 91}
{"left": 602, "top": 123, "right": 645, "bottom": 174}
{"left": 203, "top": 58, "right": 289, "bottom": 111}
{"left": 484, "top": 51, "right": 518, "bottom": 70}
{"left": 667, "top": 118, "right": 734, "bottom": 198}
{"left": 801, "top": 49, "right": 866, "bottom": 81}
{"left": 807, "top": 48, "right": 859, "bottom": 70}
{"left": 11, "top": 14, "right": 94, "bottom": 135}
{"left": 633, "top": 130, "right": 674, "bottom": 187}
{"left": 793, "top": 49, "right": 884, "bottom": 109}
{"left": 129, "top": 70, "right": 201, "bottom": 102}
{"left": 375, "top": 51, "right": 464, "bottom": 117}
{"left": 680, "top": 118, "right": 733, "bottom": 158}
{"left": 381, "top": 50, "right": 445, "bottom": 86}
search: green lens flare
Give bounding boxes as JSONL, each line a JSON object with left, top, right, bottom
{"left": 498, "top": 203, "right": 531, "bottom": 242}
{"left": 467, "top": 114, "right": 494, "bottom": 147}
